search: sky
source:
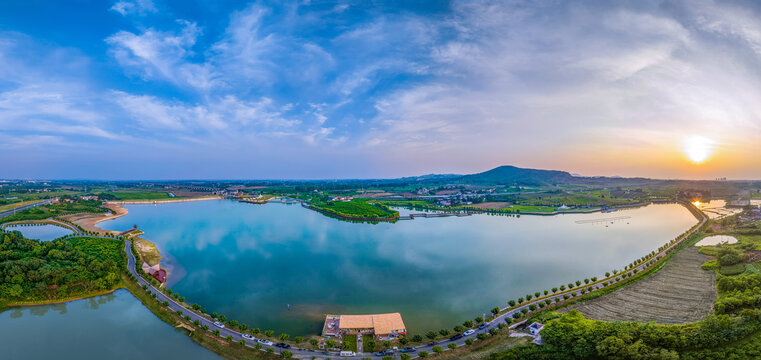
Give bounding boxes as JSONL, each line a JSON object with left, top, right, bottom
{"left": 2, "top": 0, "right": 761, "bottom": 180}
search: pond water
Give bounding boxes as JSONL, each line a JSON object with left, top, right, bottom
{"left": 0, "top": 289, "right": 219, "bottom": 359}
{"left": 4, "top": 223, "right": 73, "bottom": 241}
{"left": 695, "top": 235, "right": 738, "bottom": 246}
{"left": 103, "top": 200, "right": 697, "bottom": 336}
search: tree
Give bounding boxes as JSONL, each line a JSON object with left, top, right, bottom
{"left": 475, "top": 316, "right": 484, "bottom": 323}
{"left": 226, "top": 335, "right": 233, "bottom": 341}
{"left": 439, "top": 328, "right": 451, "bottom": 336}
{"left": 491, "top": 307, "right": 500, "bottom": 316}
{"left": 239, "top": 323, "right": 248, "bottom": 331}
{"left": 254, "top": 343, "right": 262, "bottom": 350}
{"left": 448, "top": 343, "right": 458, "bottom": 350}
{"left": 508, "top": 300, "right": 516, "bottom": 307}
{"left": 560, "top": 285, "right": 566, "bottom": 291}
{"left": 426, "top": 331, "right": 437, "bottom": 340}
{"left": 552, "top": 287, "right": 558, "bottom": 293}
{"left": 517, "top": 297, "right": 524, "bottom": 304}
{"left": 219, "top": 315, "right": 227, "bottom": 322}
{"left": 400, "top": 354, "right": 412, "bottom": 360}
{"left": 526, "top": 294, "right": 533, "bottom": 300}
{"left": 575, "top": 280, "right": 581, "bottom": 286}
{"left": 280, "top": 350, "right": 293, "bottom": 358}
{"left": 228, "top": 320, "right": 238, "bottom": 327}
{"left": 529, "top": 304, "right": 537, "bottom": 311}
{"left": 584, "top": 278, "right": 590, "bottom": 284}
{"left": 465, "top": 338, "right": 475, "bottom": 345}
{"left": 453, "top": 326, "right": 464, "bottom": 332}
{"left": 212, "top": 329, "right": 220, "bottom": 336}
{"left": 418, "top": 351, "right": 429, "bottom": 358}
{"left": 294, "top": 336, "right": 303, "bottom": 344}
{"left": 512, "top": 312, "right": 521, "bottom": 319}
{"left": 477, "top": 333, "right": 488, "bottom": 340}
{"left": 605, "top": 272, "right": 611, "bottom": 277}
{"left": 411, "top": 335, "right": 423, "bottom": 342}
{"left": 489, "top": 328, "right": 498, "bottom": 335}
{"left": 279, "top": 333, "right": 290, "bottom": 341}
{"left": 251, "top": 328, "right": 261, "bottom": 335}
{"left": 202, "top": 325, "right": 209, "bottom": 331}
{"left": 211, "top": 312, "right": 218, "bottom": 319}
{"left": 325, "top": 339, "right": 337, "bottom": 348}
{"left": 265, "top": 330, "right": 275, "bottom": 337}
{"left": 535, "top": 292, "right": 540, "bottom": 298}
{"left": 591, "top": 277, "right": 597, "bottom": 282}
{"left": 432, "top": 345, "right": 444, "bottom": 353}
{"left": 463, "top": 320, "right": 474, "bottom": 328}
{"left": 239, "top": 340, "right": 246, "bottom": 346}
{"left": 310, "top": 339, "right": 318, "bottom": 347}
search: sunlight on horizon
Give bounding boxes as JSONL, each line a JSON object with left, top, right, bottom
{"left": 682, "top": 135, "right": 717, "bottom": 165}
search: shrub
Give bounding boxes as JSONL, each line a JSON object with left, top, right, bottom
{"left": 418, "top": 351, "right": 429, "bottom": 357}
{"left": 226, "top": 335, "right": 233, "bottom": 341}
{"left": 448, "top": 342, "right": 458, "bottom": 349}
{"left": 513, "top": 312, "right": 521, "bottom": 319}
{"left": 552, "top": 287, "right": 558, "bottom": 293}
{"left": 463, "top": 320, "right": 474, "bottom": 328}
{"left": 212, "top": 329, "right": 220, "bottom": 336}
{"left": 475, "top": 316, "right": 484, "bottom": 323}
{"left": 432, "top": 345, "right": 443, "bottom": 353}
{"left": 453, "top": 325, "right": 464, "bottom": 332}
{"left": 477, "top": 333, "right": 488, "bottom": 340}
{"left": 508, "top": 300, "right": 516, "bottom": 307}
{"left": 529, "top": 304, "right": 537, "bottom": 311}
{"left": 534, "top": 292, "right": 540, "bottom": 298}
{"left": 280, "top": 350, "right": 293, "bottom": 358}
{"left": 526, "top": 294, "right": 533, "bottom": 300}
{"left": 465, "top": 338, "right": 475, "bottom": 345}
{"left": 489, "top": 328, "right": 499, "bottom": 335}
{"left": 560, "top": 285, "right": 566, "bottom": 291}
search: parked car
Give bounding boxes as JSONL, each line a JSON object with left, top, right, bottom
{"left": 213, "top": 321, "right": 225, "bottom": 328}
{"left": 257, "top": 339, "right": 273, "bottom": 346}
{"left": 427, "top": 342, "right": 435, "bottom": 346}
{"left": 463, "top": 329, "right": 475, "bottom": 336}
{"left": 242, "top": 334, "right": 255, "bottom": 340}
{"left": 449, "top": 334, "right": 464, "bottom": 341}
{"left": 375, "top": 351, "right": 386, "bottom": 356}
{"left": 275, "top": 343, "right": 291, "bottom": 349}
{"left": 400, "top": 347, "right": 416, "bottom": 353}
{"left": 478, "top": 323, "right": 488, "bottom": 330}
{"left": 339, "top": 351, "right": 356, "bottom": 357}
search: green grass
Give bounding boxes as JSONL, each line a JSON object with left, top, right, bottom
{"left": 343, "top": 334, "right": 358, "bottom": 352}
{"left": 0, "top": 200, "right": 108, "bottom": 224}
{"left": 362, "top": 335, "right": 375, "bottom": 352}
{"left": 719, "top": 263, "right": 747, "bottom": 276}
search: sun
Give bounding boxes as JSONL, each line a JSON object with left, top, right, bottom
{"left": 682, "top": 135, "right": 716, "bottom": 164}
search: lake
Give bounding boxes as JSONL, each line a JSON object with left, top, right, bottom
{"left": 103, "top": 200, "right": 697, "bottom": 336}
{"left": 4, "top": 223, "right": 73, "bottom": 241}
{"left": 0, "top": 289, "right": 219, "bottom": 359}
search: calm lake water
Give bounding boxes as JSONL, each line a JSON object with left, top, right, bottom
{"left": 0, "top": 289, "right": 219, "bottom": 359}
{"left": 103, "top": 200, "right": 696, "bottom": 335}
{"left": 5, "top": 223, "right": 73, "bottom": 241}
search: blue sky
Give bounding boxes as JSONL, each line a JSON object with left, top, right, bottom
{"left": 2, "top": 0, "right": 761, "bottom": 179}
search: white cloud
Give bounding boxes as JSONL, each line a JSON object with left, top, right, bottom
{"left": 110, "top": 0, "right": 157, "bottom": 16}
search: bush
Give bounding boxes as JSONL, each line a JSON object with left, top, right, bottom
{"left": 508, "top": 300, "right": 516, "bottom": 307}
{"left": 448, "top": 342, "right": 458, "bottom": 349}
{"left": 489, "top": 328, "right": 499, "bottom": 335}
{"left": 432, "top": 345, "right": 443, "bottom": 353}
{"left": 280, "top": 350, "right": 293, "bottom": 358}
{"left": 418, "top": 351, "right": 429, "bottom": 358}
{"left": 465, "top": 338, "right": 474, "bottom": 345}
{"left": 477, "top": 333, "right": 488, "bottom": 340}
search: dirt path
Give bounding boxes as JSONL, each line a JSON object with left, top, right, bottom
{"left": 562, "top": 247, "right": 716, "bottom": 324}
{"left": 59, "top": 203, "right": 129, "bottom": 234}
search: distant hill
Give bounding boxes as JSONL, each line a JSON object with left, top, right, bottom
{"left": 458, "top": 165, "right": 576, "bottom": 186}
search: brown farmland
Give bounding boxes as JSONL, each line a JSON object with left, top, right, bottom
{"left": 562, "top": 247, "right": 716, "bottom": 324}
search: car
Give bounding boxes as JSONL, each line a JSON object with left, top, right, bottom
{"left": 400, "top": 347, "right": 416, "bottom": 353}
{"left": 375, "top": 351, "right": 386, "bottom": 356}
{"left": 463, "top": 329, "right": 475, "bottom": 336}
{"left": 384, "top": 349, "right": 394, "bottom": 355}
{"left": 213, "top": 321, "right": 225, "bottom": 328}
{"left": 449, "top": 334, "right": 464, "bottom": 341}
{"left": 478, "top": 323, "right": 488, "bottom": 330}
{"left": 257, "top": 339, "right": 273, "bottom": 346}
{"left": 427, "top": 341, "right": 435, "bottom": 346}
{"left": 242, "top": 334, "right": 255, "bottom": 340}
{"left": 274, "top": 343, "right": 291, "bottom": 348}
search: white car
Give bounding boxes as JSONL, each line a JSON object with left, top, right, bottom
{"left": 213, "top": 321, "right": 225, "bottom": 328}
{"left": 242, "top": 334, "right": 255, "bottom": 340}
{"left": 463, "top": 329, "right": 475, "bottom": 336}
{"left": 257, "top": 339, "right": 274, "bottom": 346}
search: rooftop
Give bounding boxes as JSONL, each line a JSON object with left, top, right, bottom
{"left": 338, "top": 313, "right": 406, "bottom": 335}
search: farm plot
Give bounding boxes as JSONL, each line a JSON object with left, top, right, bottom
{"left": 562, "top": 247, "right": 716, "bottom": 324}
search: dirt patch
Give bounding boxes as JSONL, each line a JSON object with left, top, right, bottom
{"left": 59, "top": 203, "right": 128, "bottom": 235}
{"left": 561, "top": 247, "right": 716, "bottom": 324}
{"left": 134, "top": 237, "right": 162, "bottom": 266}
{"left": 469, "top": 202, "right": 512, "bottom": 210}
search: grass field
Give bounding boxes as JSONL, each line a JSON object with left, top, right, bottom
{"left": 563, "top": 247, "right": 716, "bottom": 324}
{"left": 362, "top": 335, "right": 374, "bottom": 352}
{"left": 310, "top": 199, "right": 399, "bottom": 219}
{"left": 342, "top": 334, "right": 357, "bottom": 352}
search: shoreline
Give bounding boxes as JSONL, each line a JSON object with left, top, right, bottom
{"left": 106, "top": 195, "right": 222, "bottom": 205}
{"left": 4, "top": 287, "right": 120, "bottom": 308}
{"left": 60, "top": 203, "right": 129, "bottom": 234}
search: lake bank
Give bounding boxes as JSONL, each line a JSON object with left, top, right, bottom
{"left": 100, "top": 199, "right": 698, "bottom": 335}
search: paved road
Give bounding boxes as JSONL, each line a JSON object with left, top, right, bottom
{"left": 0, "top": 198, "right": 57, "bottom": 219}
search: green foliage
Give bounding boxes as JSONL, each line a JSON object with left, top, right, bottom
{"left": 309, "top": 199, "right": 399, "bottom": 220}
{"left": 1, "top": 199, "right": 107, "bottom": 224}
{"left": 718, "top": 247, "right": 742, "bottom": 266}
{"left": 0, "top": 232, "right": 123, "bottom": 302}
